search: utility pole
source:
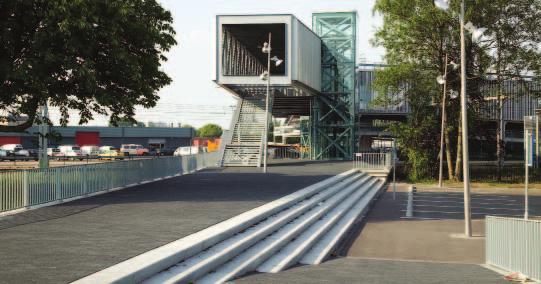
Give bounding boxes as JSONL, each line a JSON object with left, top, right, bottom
{"left": 460, "top": 0, "right": 472, "bottom": 237}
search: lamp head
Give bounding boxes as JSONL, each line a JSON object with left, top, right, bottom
{"left": 262, "top": 42, "right": 271, "bottom": 54}
{"left": 270, "top": 56, "right": 283, "bottom": 67}
{"left": 437, "top": 75, "right": 446, "bottom": 85}
{"left": 465, "top": 22, "right": 487, "bottom": 42}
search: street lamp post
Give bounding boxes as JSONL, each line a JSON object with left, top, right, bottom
{"left": 261, "top": 33, "right": 283, "bottom": 173}
{"left": 435, "top": 0, "right": 478, "bottom": 237}
{"left": 438, "top": 54, "right": 449, "bottom": 188}
{"left": 263, "top": 33, "right": 272, "bottom": 173}
{"left": 459, "top": 0, "right": 472, "bottom": 237}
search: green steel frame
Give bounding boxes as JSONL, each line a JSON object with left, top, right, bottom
{"left": 312, "top": 12, "right": 357, "bottom": 160}
{"left": 300, "top": 117, "right": 311, "bottom": 159}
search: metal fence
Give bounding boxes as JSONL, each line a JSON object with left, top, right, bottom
{"left": 353, "top": 152, "right": 392, "bottom": 170}
{"left": 270, "top": 147, "right": 301, "bottom": 160}
{"left": 486, "top": 216, "right": 541, "bottom": 282}
{"left": 0, "top": 152, "right": 220, "bottom": 213}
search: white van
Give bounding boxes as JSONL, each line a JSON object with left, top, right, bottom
{"left": 173, "top": 146, "right": 199, "bottom": 156}
{"left": 58, "top": 145, "right": 83, "bottom": 159}
{"left": 81, "top": 145, "right": 100, "bottom": 156}
{"left": 0, "top": 144, "right": 28, "bottom": 156}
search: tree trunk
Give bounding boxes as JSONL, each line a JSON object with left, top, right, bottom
{"left": 445, "top": 127, "right": 454, "bottom": 179}
{"left": 454, "top": 119, "right": 462, "bottom": 181}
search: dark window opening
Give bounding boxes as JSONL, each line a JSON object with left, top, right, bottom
{"left": 222, "top": 23, "right": 286, "bottom": 76}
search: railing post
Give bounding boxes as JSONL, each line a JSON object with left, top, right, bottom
{"left": 82, "top": 166, "right": 88, "bottom": 195}
{"left": 23, "top": 170, "right": 29, "bottom": 208}
{"left": 55, "top": 169, "right": 61, "bottom": 201}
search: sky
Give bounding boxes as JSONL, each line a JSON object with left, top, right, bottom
{"left": 49, "top": 0, "right": 385, "bottom": 129}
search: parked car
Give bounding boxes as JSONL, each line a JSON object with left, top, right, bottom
{"left": 24, "top": 149, "right": 39, "bottom": 161}
{"left": 98, "top": 147, "right": 125, "bottom": 160}
{"left": 57, "top": 145, "right": 84, "bottom": 160}
{"left": 173, "top": 146, "right": 199, "bottom": 156}
{"left": 0, "top": 144, "right": 36, "bottom": 160}
{"left": 1, "top": 144, "right": 24, "bottom": 155}
{"left": 150, "top": 147, "right": 176, "bottom": 156}
{"left": 47, "top": 148, "right": 61, "bottom": 157}
{"left": 81, "top": 145, "right": 100, "bottom": 157}
{"left": 0, "top": 149, "right": 12, "bottom": 160}
{"left": 120, "top": 144, "right": 149, "bottom": 156}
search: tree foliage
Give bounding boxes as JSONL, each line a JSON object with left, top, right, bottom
{"left": 196, "top": 123, "right": 223, "bottom": 138}
{"left": 107, "top": 117, "right": 145, "bottom": 127}
{"left": 0, "top": 0, "right": 176, "bottom": 131}
{"left": 372, "top": 0, "right": 541, "bottom": 181}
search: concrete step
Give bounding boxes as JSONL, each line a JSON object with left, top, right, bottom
{"left": 198, "top": 177, "right": 375, "bottom": 283}
{"left": 300, "top": 180, "right": 385, "bottom": 265}
{"left": 257, "top": 178, "right": 381, "bottom": 273}
{"left": 135, "top": 170, "right": 384, "bottom": 283}
{"left": 144, "top": 173, "right": 368, "bottom": 284}
{"left": 73, "top": 170, "right": 386, "bottom": 284}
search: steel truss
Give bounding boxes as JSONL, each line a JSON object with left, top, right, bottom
{"left": 222, "top": 29, "right": 266, "bottom": 76}
{"left": 312, "top": 12, "right": 357, "bottom": 160}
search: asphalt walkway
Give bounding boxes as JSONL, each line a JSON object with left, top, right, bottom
{"left": 233, "top": 258, "right": 507, "bottom": 284}
{"left": 233, "top": 184, "right": 541, "bottom": 283}
{"left": 0, "top": 160, "right": 351, "bottom": 284}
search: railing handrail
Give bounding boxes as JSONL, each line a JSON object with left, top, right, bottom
{"left": 353, "top": 152, "right": 392, "bottom": 170}
{"left": 486, "top": 215, "right": 541, "bottom": 223}
{"left": 0, "top": 152, "right": 220, "bottom": 214}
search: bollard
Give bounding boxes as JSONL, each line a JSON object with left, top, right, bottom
{"left": 406, "top": 185, "right": 415, "bottom": 217}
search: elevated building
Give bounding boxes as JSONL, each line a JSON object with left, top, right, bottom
{"left": 215, "top": 12, "right": 357, "bottom": 166}
{"left": 215, "top": 12, "right": 541, "bottom": 166}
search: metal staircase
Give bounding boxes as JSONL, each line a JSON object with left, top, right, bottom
{"left": 222, "top": 97, "right": 269, "bottom": 167}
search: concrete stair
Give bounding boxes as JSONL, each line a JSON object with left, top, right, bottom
{"left": 140, "top": 170, "right": 385, "bottom": 283}
{"left": 222, "top": 98, "right": 268, "bottom": 167}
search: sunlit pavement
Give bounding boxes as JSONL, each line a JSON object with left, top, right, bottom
{"left": 234, "top": 183, "right": 540, "bottom": 283}
{"left": 0, "top": 160, "right": 350, "bottom": 284}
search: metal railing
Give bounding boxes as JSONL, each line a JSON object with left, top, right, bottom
{"left": 270, "top": 147, "right": 301, "bottom": 160}
{"left": 353, "top": 152, "right": 392, "bottom": 170}
{"left": 486, "top": 216, "right": 541, "bottom": 282}
{"left": 0, "top": 152, "right": 220, "bottom": 213}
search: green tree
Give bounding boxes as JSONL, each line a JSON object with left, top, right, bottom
{"left": 373, "top": 0, "right": 541, "bottom": 181}
{"left": 108, "top": 117, "right": 145, "bottom": 127}
{"left": 196, "top": 124, "right": 223, "bottom": 138}
{"left": 0, "top": 0, "right": 176, "bottom": 131}
{"left": 476, "top": 0, "right": 541, "bottom": 180}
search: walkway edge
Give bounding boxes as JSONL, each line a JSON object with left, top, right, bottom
{"left": 72, "top": 169, "right": 358, "bottom": 284}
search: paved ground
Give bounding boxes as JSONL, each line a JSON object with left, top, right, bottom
{"left": 345, "top": 184, "right": 541, "bottom": 263}
{"left": 0, "top": 160, "right": 351, "bottom": 284}
{"left": 233, "top": 183, "right": 541, "bottom": 284}
{"left": 3, "top": 164, "right": 537, "bottom": 284}
{"left": 233, "top": 258, "right": 507, "bottom": 284}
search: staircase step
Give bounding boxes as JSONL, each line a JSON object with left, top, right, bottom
{"left": 74, "top": 170, "right": 385, "bottom": 284}
{"left": 257, "top": 178, "right": 379, "bottom": 273}
{"left": 143, "top": 173, "right": 367, "bottom": 284}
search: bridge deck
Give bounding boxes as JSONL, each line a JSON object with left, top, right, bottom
{"left": 0, "top": 160, "right": 351, "bottom": 284}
